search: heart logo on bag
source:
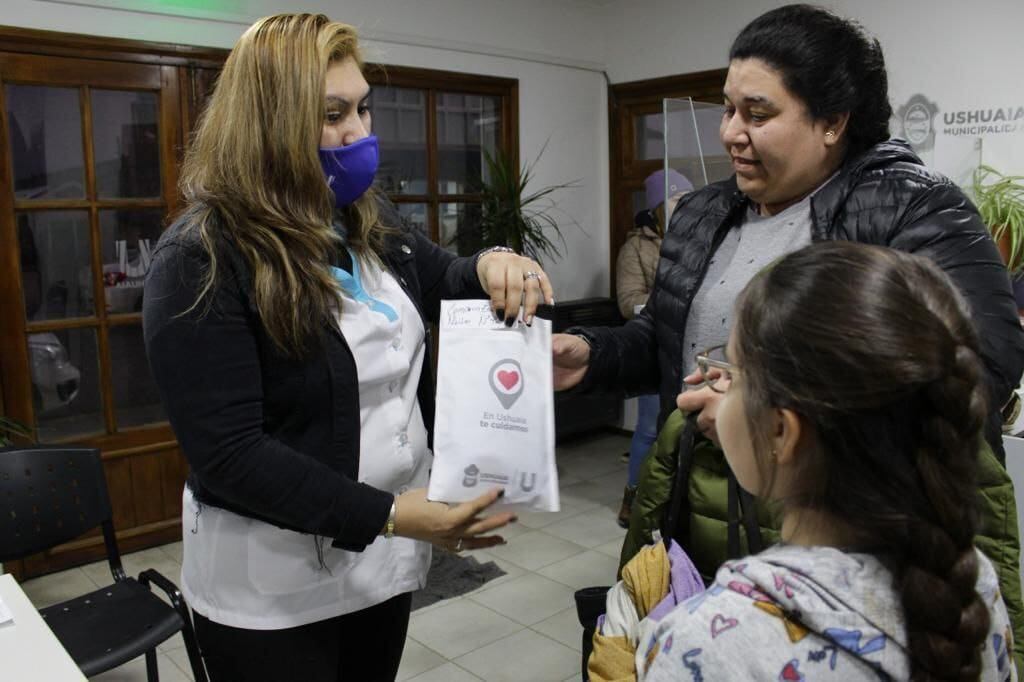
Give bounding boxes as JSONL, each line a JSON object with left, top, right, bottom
{"left": 489, "top": 359, "right": 524, "bottom": 409}
{"left": 497, "top": 370, "right": 520, "bottom": 390}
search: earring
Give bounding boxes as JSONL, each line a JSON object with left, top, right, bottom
{"left": 770, "top": 449, "right": 778, "bottom": 460}
{"left": 825, "top": 131, "right": 836, "bottom": 139}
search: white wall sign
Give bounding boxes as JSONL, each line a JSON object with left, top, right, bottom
{"left": 893, "top": 93, "right": 1024, "bottom": 187}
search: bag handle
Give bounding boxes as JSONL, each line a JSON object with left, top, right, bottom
{"left": 138, "top": 238, "right": 152, "bottom": 272}
{"left": 116, "top": 239, "right": 127, "bottom": 274}
{"left": 727, "top": 471, "right": 765, "bottom": 557}
{"left": 663, "top": 412, "right": 766, "bottom": 561}
{"left": 661, "top": 412, "right": 699, "bottom": 548}
{"left": 739, "top": 487, "right": 764, "bottom": 553}
{"left": 727, "top": 471, "right": 741, "bottom": 558}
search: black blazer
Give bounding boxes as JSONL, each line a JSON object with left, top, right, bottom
{"left": 143, "top": 201, "right": 486, "bottom": 552}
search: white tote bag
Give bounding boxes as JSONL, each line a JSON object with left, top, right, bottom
{"left": 430, "top": 299, "right": 559, "bottom": 512}
{"left": 116, "top": 238, "right": 153, "bottom": 285}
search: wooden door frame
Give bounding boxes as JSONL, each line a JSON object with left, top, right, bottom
{"left": 0, "top": 54, "right": 179, "bottom": 446}
{"left": 366, "top": 63, "right": 519, "bottom": 172}
{"left": 0, "top": 26, "right": 228, "bottom": 579}
{"left": 364, "top": 63, "right": 520, "bottom": 245}
{"left": 0, "top": 25, "right": 227, "bottom": 67}
{"left": 0, "top": 26, "right": 228, "bottom": 437}
{"left": 607, "top": 68, "right": 727, "bottom": 292}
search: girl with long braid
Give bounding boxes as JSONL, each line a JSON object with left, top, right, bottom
{"left": 638, "top": 241, "right": 1015, "bottom": 681}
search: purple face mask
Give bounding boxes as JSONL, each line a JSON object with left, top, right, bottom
{"left": 318, "top": 134, "right": 379, "bottom": 207}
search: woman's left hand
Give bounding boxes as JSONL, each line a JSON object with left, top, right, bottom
{"left": 476, "top": 251, "right": 554, "bottom": 325}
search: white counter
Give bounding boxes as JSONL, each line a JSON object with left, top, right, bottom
{"left": 0, "top": 573, "right": 86, "bottom": 681}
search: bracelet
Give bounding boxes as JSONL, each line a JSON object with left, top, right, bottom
{"left": 384, "top": 500, "right": 397, "bottom": 538}
{"left": 475, "top": 245, "right": 516, "bottom": 270}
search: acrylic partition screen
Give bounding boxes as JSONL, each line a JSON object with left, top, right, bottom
{"left": 657, "top": 98, "right": 733, "bottom": 207}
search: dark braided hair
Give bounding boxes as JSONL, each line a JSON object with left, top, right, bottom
{"left": 730, "top": 4, "right": 892, "bottom": 159}
{"left": 733, "top": 241, "right": 989, "bottom": 680}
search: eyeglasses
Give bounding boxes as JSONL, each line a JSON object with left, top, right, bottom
{"left": 695, "top": 344, "right": 735, "bottom": 393}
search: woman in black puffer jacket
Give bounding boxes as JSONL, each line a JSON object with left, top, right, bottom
{"left": 554, "top": 3, "right": 1024, "bottom": 664}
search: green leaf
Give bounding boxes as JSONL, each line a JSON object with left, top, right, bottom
{"left": 453, "top": 143, "right": 581, "bottom": 263}
{"left": 973, "top": 165, "right": 1024, "bottom": 274}
{"left": 0, "top": 416, "right": 33, "bottom": 446}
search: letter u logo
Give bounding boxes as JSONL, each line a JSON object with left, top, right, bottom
{"left": 519, "top": 473, "right": 536, "bottom": 492}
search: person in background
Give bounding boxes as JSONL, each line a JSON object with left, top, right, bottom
{"left": 553, "top": 2, "right": 1024, "bottom": 659}
{"left": 640, "top": 241, "right": 1015, "bottom": 681}
{"left": 615, "top": 169, "right": 692, "bottom": 528}
{"left": 143, "top": 13, "right": 552, "bottom": 681}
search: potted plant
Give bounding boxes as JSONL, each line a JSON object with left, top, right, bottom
{"left": 973, "top": 165, "right": 1024, "bottom": 313}
{"left": 973, "top": 165, "right": 1024, "bottom": 274}
{"left": 450, "top": 145, "right": 577, "bottom": 262}
{"left": 0, "top": 416, "right": 32, "bottom": 446}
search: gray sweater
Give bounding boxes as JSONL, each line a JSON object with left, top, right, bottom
{"left": 680, "top": 196, "right": 812, "bottom": 369}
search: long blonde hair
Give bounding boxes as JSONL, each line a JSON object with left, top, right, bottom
{"left": 179, "top": 13, "right": 383, "bottom": 355}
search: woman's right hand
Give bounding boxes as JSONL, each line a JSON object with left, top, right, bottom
{"left": 393, "top": 487, "right": 515, "bottom": 552}
{"left": 676, "top": 368, "right": 729, "bottom": 446}
{"left": 552, "top": 333, "right": 590, "bottom": 390}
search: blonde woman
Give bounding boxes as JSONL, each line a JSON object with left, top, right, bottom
{"left": 143, "top": 14, "right": 552, "bottom": 681}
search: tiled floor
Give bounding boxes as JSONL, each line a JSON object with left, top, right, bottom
{"left": 16, "top": 431, "right": 631, "bottom": 682}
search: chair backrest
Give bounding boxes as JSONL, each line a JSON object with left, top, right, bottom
{"left": 0, "top": 446, "right": 116, "bottom": 562}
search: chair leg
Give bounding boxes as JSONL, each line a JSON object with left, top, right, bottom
{"left": 179, "top": 608, "right": 209, "bottom": 682}
{"left": 138, "top": 569, "right": 209, "bottom": 682}
{"left": 145, "top": 648, "right": 159, "bottom": 682}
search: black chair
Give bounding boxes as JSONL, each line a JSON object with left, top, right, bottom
{"left": 0, "top": 446, "right": 207, "bottom": 682}
{"left": 550, "top": 298, "right": 625, "bottom": 442}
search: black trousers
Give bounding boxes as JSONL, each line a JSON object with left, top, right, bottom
{"left": 193, "top": 592, "right": 413, "bottom": 682}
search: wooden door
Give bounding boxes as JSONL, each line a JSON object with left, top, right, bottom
{"left": 0, "top": 52, "right": 189, "bottom": 576}
{"left": 608, "top": 69, "right": 727, "bottom": 292}
{"left": 179, "top": 65, "right": 220, "bottom": 149}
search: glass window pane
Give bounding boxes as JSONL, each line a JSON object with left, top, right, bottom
{"left": 91, "top": 89, "right": 161, "bottom": 198}
{"left": 18, "top": 211, "right": 94, "bottom": 321}
{"left": 633, "top": 111, "right": 664, "bottom": 161}
{"left": 632, "top": 190, "right": 647, "bottom": 217}
{"left": 30, "top": 328, "right": 104, "bottom": 441}
{"left": 99, "top": 209, "right": 164, "bottom": 315}
{"left": 664, "top": 99, "right": 733, "bottom": 190}
{"left": 5, "top": 85, "right": 86, "bottom": 199}
{"left": 396, "top": 203, "right": 428, "bottom": 237}
{"left": 109, "top": 325, "right": 165, "bottom": 428}
{"left": 373, "top": 86, "right": 426, "bottom": 195}
{"left": 436, "top": 93, "right": 499, "bottom": 195}
{"left": 439, "top": 202, "right": 483, "bottom": 256}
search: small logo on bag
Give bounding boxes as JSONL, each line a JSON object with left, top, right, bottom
{"left": 519, "top": 472, "right": 536, "bottom": 492}
{"left": 489, "top": 359, "right": 524, "bottom": 409}
{"left": 463, "top": 464, "right": 479, "bottom": 487}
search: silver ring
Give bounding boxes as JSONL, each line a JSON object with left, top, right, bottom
{"left": 455, "top": 538, "right": 464, "bottom": 552}
{"left": 523, "top": 271, "right": 541, "bottom": 281}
